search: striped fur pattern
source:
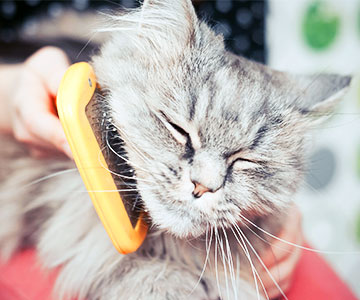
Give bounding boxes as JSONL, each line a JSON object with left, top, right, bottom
{"left": 0, "top": 0, "right": 351, "bottom": 299}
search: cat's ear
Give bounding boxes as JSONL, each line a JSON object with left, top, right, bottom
{"left": 292, "top": 73, "right": 352, "bottom": 116}
{"left": 106, "top": 0, "right": 198, "bottom": 55}
{"left": 139, "top": 0, "right": 197, "bottom": 41}
{"left": 144, "top": 0, "right": 197, "bottom": 21}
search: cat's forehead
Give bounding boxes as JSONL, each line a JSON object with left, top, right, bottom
{"left": 146, "top": 53, "right": 283, "bottom": 153}
{"left": 177, "top": 54, "right": 280, "bottom": 113}
{"left": 163, "top": 54, "right": 268, "bottom": 115}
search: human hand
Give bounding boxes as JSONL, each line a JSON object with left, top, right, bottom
{"left": 259, "top": 204, "right": 303, "bottom": 299}
{"left": 0, "top": 46, "right": 72, "bottom": 158}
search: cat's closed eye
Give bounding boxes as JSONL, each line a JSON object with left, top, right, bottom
{"left": 159, "top": 111, "right": 189, "bottom": 145}
{"left": 227, "top": 150, "right": 259, "bottom": 170}
{"left": 168, "top": 121, "right": 188, "bottom": 139}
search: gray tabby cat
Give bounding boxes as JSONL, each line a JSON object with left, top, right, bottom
{"left": 0, "top": 0, "right": 351, "bottom": 299}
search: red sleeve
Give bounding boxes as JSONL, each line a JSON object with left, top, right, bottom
{"left": 284, "top": 243, "right": 357, "bottom": 300}
{"left": 0, "top": 247, "right": 357, "bottom": 300}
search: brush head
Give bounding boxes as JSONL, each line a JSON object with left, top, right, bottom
{"left": 56, "top": 62, "right": 148, "bottom": 254}
{"left": 86, "top": 89, "right": 143, "bottom": 227}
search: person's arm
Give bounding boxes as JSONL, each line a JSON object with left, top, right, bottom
{"left": 0, "top": 47, "right": 72, "bottom": 158}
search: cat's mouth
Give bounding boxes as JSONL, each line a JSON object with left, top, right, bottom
{"left": 140, "top": 184, "right": 231, "bottom": 238}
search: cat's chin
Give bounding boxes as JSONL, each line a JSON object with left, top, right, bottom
{"left": 166, "top": 223, "right": 205, "bottom": 239}
{"left": 155, "top": 212, "right": 205, "bottom": 238}
{"left": 147, "top": 203, "right": 205, "bottom": 238}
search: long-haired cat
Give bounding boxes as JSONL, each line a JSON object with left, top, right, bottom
{"left": 0, "top": 0, "right": 351, "bottom": 299}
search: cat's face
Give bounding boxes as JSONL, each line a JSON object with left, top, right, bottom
{"left": 92, "top": 0, "right": 350, "bottom": 238}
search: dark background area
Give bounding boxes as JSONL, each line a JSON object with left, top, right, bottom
{"left": 0, "top": 0, "right": 266, "bottom": 63}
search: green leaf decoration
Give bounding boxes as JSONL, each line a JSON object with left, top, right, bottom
{"left": 302, "top": 0, "right": 340, "bottom": 51}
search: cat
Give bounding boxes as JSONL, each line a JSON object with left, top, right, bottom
{"left": 0, "top": 0, "right": 351, "bottom": 299}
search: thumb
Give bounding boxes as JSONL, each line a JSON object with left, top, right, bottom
{"left": 25, "top": 47, "right": 72, "bottom": 158}
{"left": 26, "top": 46, "right": 70, "bottom": 97}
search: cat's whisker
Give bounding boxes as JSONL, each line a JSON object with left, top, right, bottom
{"left": 184, "top": 238, "right": 204, "bottom": 252}
{"left": 79, "top": 188, "right": 154, "bottom": 193}
{"left": 233, "top": 228, "right": 269, "bottom": 300}
{"left": 206, "top": 226, "right": 214, "bottom": 270}
{"left": 238, "top": 214, "right": 305, "bottom": 269}
{"left": 189, "top": 224, "right": 213, "bottom": 296}
{"left": 116, "top": 137, "right": 152, "bottom": 167}
{"left": 110, "top": 122, "right": 155, "bottom": 166}
{"left": 132, "top": 194, "right": 141, "bottom": 211}
{"left": 234, "top": 223, "right": 286, "bottom": 300}
{"left": 76, "top": 189, "right": 154, "bottom": 195}
{"left": 113, "top": 161, "right": 137, "bottom": 167}
{"left": 214, "top": 227, "right": 222, "bottom": 300}
{"left": 23, "top": 168, "right": 78, "bottom": 189}
{"left": 222, "top": 228, "right": 238, "bottom": 300}
{"left": 97, "top": 146, "right": 156, "bottom": 184}
{"left": 206, "top": 225, "right": 213, "bottom": 269}
{"left": 105, "top": 133, "right": 156, "bottom": 177}
{"left": 116, "top": 182, "right": 139, "bottom": 187}
{"left": 240, "top": 220, "right": 294, "bottom": 255}
{"left": 218, "top": 229, "right": 230, "bottom": 300}
{"left": 97, "top": 158, "right": 150, "bottom": 183}
{"left": 235, "top": 253, "right": 240, "bottom": 295}
{"left": 76, "top": 31, "right": 98, "bottom": 60}
{"left": 238, "top": 213, "right": 360, "bottom": 255}
{"left": 230, "top": 226, "right": 265, "bottom": 300}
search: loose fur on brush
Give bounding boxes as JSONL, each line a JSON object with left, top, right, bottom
{"left": 0, "top": 1, "right": 351, "bottom": 299}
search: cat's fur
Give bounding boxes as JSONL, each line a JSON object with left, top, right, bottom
{"left": 0, "top": 1, "right": 351, "bottom": 299}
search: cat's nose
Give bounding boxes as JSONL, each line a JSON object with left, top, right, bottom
{"left": 190, "top": 151, "right": 226, "bottom": 198}
{"left": 192, "top": 181, "right": 214, "bottom": 198}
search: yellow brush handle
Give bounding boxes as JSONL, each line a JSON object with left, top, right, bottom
{"left": 56, "top": 62, "right": 148, "bottom": 254}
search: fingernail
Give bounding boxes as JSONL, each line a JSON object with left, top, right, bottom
{"left": 63, "top": 143, "right": 73, "bottom": 159}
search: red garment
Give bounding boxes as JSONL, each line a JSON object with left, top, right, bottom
{"left": 0, "top": 246, "right": 357, "bottom": 300}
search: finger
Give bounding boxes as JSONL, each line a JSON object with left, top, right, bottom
{"left": 28, "top": 143, "right": 67, "bottom": 159}
{"left": 30, "top": 112, "right": 73, "bottom": 159}
{"left": 260, "top": 239, "right": 302, "bottom": 298}
{"left": 16, "top": 98, "right": 72, "bottom": 158}
{"left": 30, "top": 148, "right": 51, "bottom": 158}
{"left": 12, "top": 119, "right": 51, "bottom": 150}
{"left": 14, "top": 69, "right": 73, "bottom": 159}
{"left": 279, "top": 204, "right": 302, "bottom": 242}
{"left": 25, "top": 46, "right": 70, "bottom": 97}
{"left": 13, "top": 65, "right": 53, "bottom": 118}
{"left": 265, "top": 275, "right": 292, "bottom": 299}
{"left": 262, "top": 261, "right": 295, "bottom": 299}
{"left": 13, "top": 118, "right": 67, "bottom": 158}
{"left": 262, "top": 204, "right": 303, "bottom": 267}
{"left": 261, "top": 229, "right": 303, "bottom": 284}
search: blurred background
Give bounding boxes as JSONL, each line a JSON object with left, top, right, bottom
{"left": 267, "top": 0, "right": 360, "bottom": 297}
{"left": 0, "top": 0, "right": 359, "bottom": 297}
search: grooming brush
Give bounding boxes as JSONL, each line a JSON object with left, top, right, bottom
{"left": 56, "top": 62, "right": 148, "bottom": 254}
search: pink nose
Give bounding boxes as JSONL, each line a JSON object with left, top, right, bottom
{"left": 192, "top": 181, "right": 212, "bottom": 198}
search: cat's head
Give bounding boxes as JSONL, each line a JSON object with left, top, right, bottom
{"left": 92, "top": 0, "right": 351, "bottom": 238}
